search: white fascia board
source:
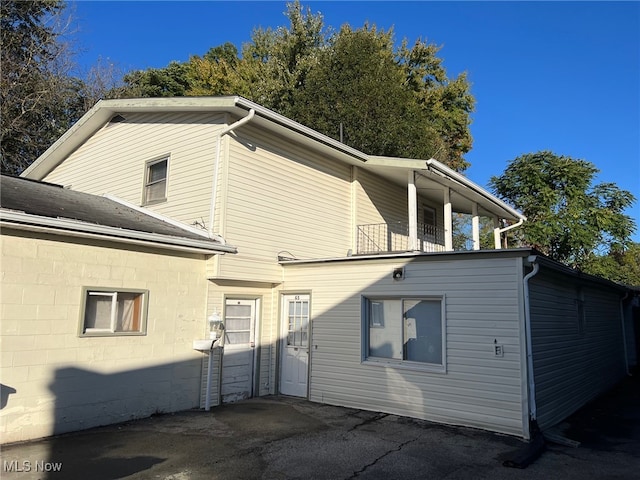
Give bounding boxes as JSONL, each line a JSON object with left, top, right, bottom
{"left": 234, "top": 97, "right": 369, "bottom": 163}
{"left": 0, "top": 209, "right": 237, "bottom": 254}
{"left": 22, "top": 96, "right": 368, "bottom": 180}
{"left": 425, "top": 159, "right": 526, "bottom": 222}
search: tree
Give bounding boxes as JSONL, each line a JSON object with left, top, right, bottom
{"left": 119, "top": 61, "right": 191, "bottom": 98}
{"left": 1, "top": 0, "right": 85, "bottom": 174}
{"left": 582, "top": 243, "right": 640, "bottom": 286}
{"left": 490, "top": 151, "right": 636, "bottom": 269}
{"left": 114, "top": 1, "right": 475, "bottom": 171}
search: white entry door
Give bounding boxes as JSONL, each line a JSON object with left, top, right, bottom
{"left": 280, "top": 294, "right": 310, "bottom": 397}
{"left": 222, "top": 298, "right": 257, "bottom": 403}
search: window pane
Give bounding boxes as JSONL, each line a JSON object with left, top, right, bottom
{"left": 286, "top": 300, "right": 309, "bottom": 347}
{"left": 145, "top": 180, "right": 166, "bottom": 203}
{"left": 116, "top": 293, "right": 142, "bottom": 332}
{"left": 368, "top": 299, "right": 402, "bottom": 359}
{"left": 227, "top": 332, "right": 251, "bottom": 344}
{"left": 85, "top": 294, "right": 113, "bottom": 330}
{"left": 403, "top": 300, "right": 442, "bottom": 364}
{"left": 148, "top": 160, "right": 167, "bottom": 183}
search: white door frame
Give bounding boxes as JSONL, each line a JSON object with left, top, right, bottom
{"left": 279, "top": 293, "right": 311, "bottom": 397}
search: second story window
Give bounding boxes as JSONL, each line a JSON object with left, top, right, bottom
{"left": 144, "top": 157, "right": 168, "bottom": 204}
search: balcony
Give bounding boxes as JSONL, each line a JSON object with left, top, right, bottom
{"left": 357, "top": 222, "right": 453, "bottom": 255}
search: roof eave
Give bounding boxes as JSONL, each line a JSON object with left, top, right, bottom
{"left": 22, "top": 96, "right": 368, "bottom": 180}
{"left": 0, "top": 209, "right": 237, "bottom": 255}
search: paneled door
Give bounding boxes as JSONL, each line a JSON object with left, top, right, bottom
{"left": 280, "top": 294, "right": 310, "bottom": 397}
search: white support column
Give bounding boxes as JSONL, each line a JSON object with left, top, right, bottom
{"left": 472, "top": 203, "right": 480, "bottom": 251}
{"left": 493, "top": 216, "right": 501, "bottom": 249}
{"left": 408, "top": 170, "right": 418, "bottom": 251}
{"left": 444, "top": 187, "right": 453, "bottom": 251}
{"left": 350, "top": 166, "right": 358, "bottom": 253}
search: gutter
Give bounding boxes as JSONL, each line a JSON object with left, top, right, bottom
{"left": 208, "top": 108, "right": 256, "bottom": 236}
{"left": 523, "top": 255, "right": 540, "bottom": 424}
{"left": 0, "top": 210, "right": 236, "bottom": 255}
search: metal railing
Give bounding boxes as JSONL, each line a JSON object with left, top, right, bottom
{"left": 356, "top": 222, "right": 448, "bottom": 254}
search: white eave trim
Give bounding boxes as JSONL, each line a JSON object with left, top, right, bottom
{"left": 22, "top": 96, "right": 369, "bottom": 180}
{"left": 233, "top": 96, "right": 368, "bottom": 162}
{"left": 0, "top": 210, "right": 237, "bottom": 255}
{"left": 424, "top": 159, "right": 526, "bottom": 222}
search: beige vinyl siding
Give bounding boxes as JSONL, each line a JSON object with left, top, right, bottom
{"left": 216, "top": 125, "right": 353, "bottom": 282}
{"left": 206, "top": 281, "right": 278, "bottom": 397}
{"left": 356, "top": 168, "right": 408, "bottom": 226}
{"left": 529, "top": 271, "right": 626, "bottom": 430}
{"left": 282, "top": 254, "right": 527, "bottom": 437}
{"left": 42, "top": 112, "right": 225, "bottom": 228}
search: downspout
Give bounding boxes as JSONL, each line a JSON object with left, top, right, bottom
{"left": 620, "top": 291, "right": 631, "bottom": 376}
{"left": 494, "top": 218, "right": 525, "bottom": 249}
{"left": 523, "top": 256, "right": 540, "bottom": 424}
{"left": 208, "top": 109, "right": 256, "bottom": 236}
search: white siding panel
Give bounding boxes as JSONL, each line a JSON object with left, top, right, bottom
{"left": 282, "top": 255, "right": 527, "bottom": 437}
{"left": 529, "top": 271, "right": 626, "bottom": 430}
{"left": 217, "top": 126, "right": 352, "bottom": 282}
{"left": 43, "top": 112, "right": 225, "bottom": 228}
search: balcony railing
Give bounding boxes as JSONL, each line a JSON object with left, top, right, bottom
{"left": 356, "top": 222, "right": 449, "bottom": 255}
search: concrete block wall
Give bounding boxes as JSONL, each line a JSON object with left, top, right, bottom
{"left": 0, "top": 229, "right": 210, "bottom": 443}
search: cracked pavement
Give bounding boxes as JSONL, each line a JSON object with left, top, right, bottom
{"left": 2, "top": 376, "right": 639, "bottom": 479}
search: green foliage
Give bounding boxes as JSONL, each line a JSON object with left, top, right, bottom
{"left": 490, "top": 151, "right": 636, "bottom": 269}
{"left": 119, "top": 62, "right": 191, "bottom": 98}
{"left": 116, "top": 1, "right": 475, "bottom": 171}
{"left": 582, "top": 243, "right": 640, "bottom": 286}
{"left": 1, "top": 0, "right": 85, "bottom": 174}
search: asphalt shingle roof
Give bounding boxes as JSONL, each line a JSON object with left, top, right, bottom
{"left": 1, "top": 175, "right": 213, "bottom": 243}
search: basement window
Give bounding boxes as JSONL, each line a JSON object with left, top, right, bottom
{"left": 80, "top": 288, "right": 148, "bottom": 336}
{"left": 363, "top": 296, "right": 446, "bottom": 372}
{"left": 143, "top": 157, "right": 168, "bottom": 204}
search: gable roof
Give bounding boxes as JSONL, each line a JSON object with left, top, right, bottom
{"left": 20, "top": 96, "right": 523, "bottom": 222}
{"left": 21, "top": 96, "right": 369, "bottom": 180}
{"left": 0, "top": 175, "right": 236, "bottom": 255}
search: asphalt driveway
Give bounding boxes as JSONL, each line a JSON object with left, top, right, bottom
{"left": 2, "top": 374, "right": 639, "bottom": 480}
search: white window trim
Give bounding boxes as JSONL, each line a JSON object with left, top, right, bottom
{"left": 362, "top": 295, "right": 447, "bottom": 373}
{"left": 142, "top": 156, "right": 169, "bottom": 205}
{"left": 79, "top": 287, "right": 149, "bottom": 337}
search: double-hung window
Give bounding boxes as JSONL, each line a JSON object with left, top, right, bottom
{"left": 364, "top": 296, "right": 445, "bottom": 371}
{"left": 80, "top": 288, "right": 148, "bottom": 336}
{"left": 143, "top": 157, "right": 168, "bottom": 204}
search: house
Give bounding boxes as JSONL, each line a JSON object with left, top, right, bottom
{"left": 2, "top": 96, "right": 634, "bottom": 442}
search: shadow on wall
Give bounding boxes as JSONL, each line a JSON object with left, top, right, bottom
{"left": 1, "top": 383, "right": 17, "bottom": 409}
{"left": 40, "top": 358, "right": 204, "bottom": 479}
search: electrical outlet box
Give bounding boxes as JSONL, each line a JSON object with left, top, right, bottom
{"left": 494, "top": 344, "right": 504, "bottom": 357}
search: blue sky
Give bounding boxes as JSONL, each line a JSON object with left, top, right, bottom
{"left": 70, "top": 1, "right": 640, "bottom": 239}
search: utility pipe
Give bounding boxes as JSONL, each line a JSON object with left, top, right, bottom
{"left": 208, "top": 109, "right": 256, "bottom": 236}
{"left": 523, "top": 256, "right": 540, "bottom": 423}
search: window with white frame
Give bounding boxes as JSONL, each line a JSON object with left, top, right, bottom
{"left": 143, "top": 157, "right": 168, "bottom": 204}
{"left": 364, "top": 296, "right": 445, "bottom": 369}
{"left": 80, "top": 288, "right": 148, "bottom": 336}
